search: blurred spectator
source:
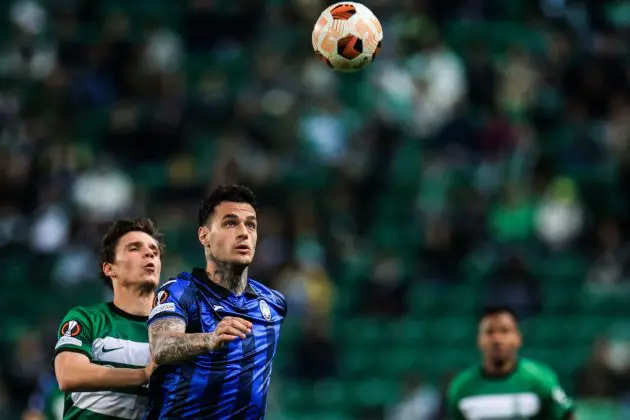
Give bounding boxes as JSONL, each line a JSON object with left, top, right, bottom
{"left": 386, "top": 374, "right": 441, "bottom": 420}
{"left": 587, "top": 218, "right": 630, "bottom": 294}
{"left": 361, "top": 253, "right": 408, "bottom": 317}
{"left": 496, "top": 46, "right": 540, "bottom": 117}
{"left": 21, "top": 370, "right": 63, "bottom": 420}
{"left": 534, "top": 177, "right": 584, "bottom": 251}
{"left": 575, "top": 338, "right": 620, "bottom": 399}
{"left": 489, "top": 183, "right": 535, "bottom": 244}
{"left": 484, "top": 253, "right": 541, "bottom": 319}
{"left": 142, "top": 24, "right": 183, "bottom": 75}
{"left": 1, "top": 333, "right": 46, "bottom": 411}
{"left": 421, "top": 218, "right": 462, "bottom": 284}
{"left": 291, "top": 315, "right": 336, "bottom": 381}
{"left": 71, "top": 159, "right": 134, "bottom": 223}
{"left": 29, "top": 188, "right": 70, "bottom": 254}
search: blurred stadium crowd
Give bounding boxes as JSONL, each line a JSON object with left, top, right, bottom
{"left": 2, "top": 0, "right": 630, "bottom": 418}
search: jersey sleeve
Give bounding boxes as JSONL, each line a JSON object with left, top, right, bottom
{"left": 446, "top": 377, "right": 466, "bottom": 420}
{"left": 54, "top": 306, "right": 94, "bottom": 360}
{"left": 148, "top": 280, "right": 192, "bottom": 326}
{"left": 540, "top": 368, "right": 574, "bottom": 419}
{"left": 272, "top": 289, "right": 288, "bottom": 318}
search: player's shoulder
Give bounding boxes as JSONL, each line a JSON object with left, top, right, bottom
{"left": 58, "top": 302, "right": 109, "bottom": 337}
{"left": 249, "top": 279, "right": 288, "bottom": 314}
{"left": 156, "top": 272, "right": 198, "bottom": 296}
{"left": 63, "top": 302, "right": 108, "bottom": 320}
{"left": 519, "top": 358, "right": 559, "bottom": 380}
{"left": 448, "top": 364, "right": 481, "bottom": 396}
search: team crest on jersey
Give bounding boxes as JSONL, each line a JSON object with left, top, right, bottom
{"left": 61, "top": 320, "right": 82, "bottom": 337}
{"left": 259, "top": 300, "right": 271, "bottom": 320}
{"left": 153, "top": 291, "right": 169, "bottom": 308}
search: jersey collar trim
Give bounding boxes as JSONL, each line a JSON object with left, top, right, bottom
{"left": 191, "top": 268, "right": 259, "bottom": 298}
{"left": 480, "top": 359, "right": 520, "bottom": 380}
{"left": 108, "top": 302, "right": 149, "bottom": 322}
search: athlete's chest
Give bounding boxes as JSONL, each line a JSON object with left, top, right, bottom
{"left": 191, "top": 293, "right": 282, "bottom": 331}
{"left": 91, "top": 318, "right": 150, "bottom": 368}
{"left": 459, "top": 378, "right": 545, "bottom": 420}
{"left": 459, "top": 392, "right": 544, "bottom": 419}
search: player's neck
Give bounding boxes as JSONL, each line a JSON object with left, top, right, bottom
{"left": 205, "top": 260, "right": 248, "bottom": 296}
{"left": 483, "top": 358, "right": 518, "bottom": 377}
{"left": 112, "top": 284, "right": 155, "bottom": 317}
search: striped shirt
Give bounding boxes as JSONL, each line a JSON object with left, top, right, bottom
{"left": 145, "top": 268, "right": 286, "bottom": 419}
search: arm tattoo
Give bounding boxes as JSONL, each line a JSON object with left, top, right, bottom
{"left": 149, "top": 318, "right": 214, "bottom": 365}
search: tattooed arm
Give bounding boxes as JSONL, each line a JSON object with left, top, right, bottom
{"left": 149, "top": 316, "right": 253, "bottom": 365}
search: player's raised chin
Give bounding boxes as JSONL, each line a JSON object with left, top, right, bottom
{"left": 198, "top": 201, "right": 258, "bottom": 266}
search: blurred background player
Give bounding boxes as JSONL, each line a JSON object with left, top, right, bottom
{"left": 447, "top": 306, "right": 575, "bottom": 419}
{"left": 146, "top": 185, "right": 287, "bottom": 419}
{"left": 53, "top": 219, "right": 163, "bottom": 419}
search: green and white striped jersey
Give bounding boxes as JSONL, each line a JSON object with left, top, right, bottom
{"left": 447, "top": 358, "right": 574, "bottom": 420}
{"left": 54, "top": 302, "right": 151, "bottom": 420}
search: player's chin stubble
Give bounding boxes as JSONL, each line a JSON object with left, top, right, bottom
{"left": 138, "top": 280, "right": 158, "bottom": 295}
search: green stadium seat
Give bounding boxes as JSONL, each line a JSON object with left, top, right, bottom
{"left": 312, "top": 380, "right": 348, "bottom": 409}
{"left": 282, "top": 382, "right": 311, "bottom": 410}
{"left": 351, "top": 379, "right": 401, "bottom": 407}
{"left": 428, "top": 317, "right": 475, "bottom": 346}
{"left": 576, "top": 399, "right": 621, "bottom": 420}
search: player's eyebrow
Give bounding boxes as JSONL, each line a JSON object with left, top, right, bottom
{"left": 221, "top": 214, "right": 257, "bottom": 221}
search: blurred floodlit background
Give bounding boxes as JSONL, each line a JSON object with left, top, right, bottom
{"left": 2, "top": 0, "right": 630, "bottom": 419}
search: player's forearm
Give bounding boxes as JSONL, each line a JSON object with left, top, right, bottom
{"left": 148, "top": 317, "right": 215, "bottom": 364}
{"left": 150, "top": 331, "right": 214, "bottom": 365}
{"left": 57, "top": 363, "right": 147, "bottom": 392}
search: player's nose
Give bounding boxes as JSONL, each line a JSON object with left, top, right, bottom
{"left": 236, "top": 223, "right": 249, "bottom": 237}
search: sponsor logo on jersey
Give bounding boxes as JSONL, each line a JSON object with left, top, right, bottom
{"left": 153, "top": 291, "right": 169, "bottom": 308}
{"left": 55, "top": 336, "right": 82, "bottom": 348}
{"left": 259, "top": 300, "right": 271, "bottom": 320}
{"left": 150, "top": 302, "right": 176, "bottom": 318}
{"left": 93, "top": 337, "right": 150, "bottom": 367}
{"left": 61, "top": 320, "right": 82, "bottom": 337}
{"left": 213, "top": 305, "right": 225, "bottom": 312}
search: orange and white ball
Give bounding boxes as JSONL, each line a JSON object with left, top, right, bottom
{"left": 312, "top": 2, "right": 383, "bottom": 72}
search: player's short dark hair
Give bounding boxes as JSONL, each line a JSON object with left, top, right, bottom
{"left": 99, "top": 218, "right": 164, "bottom": 288}
{"left": 198, "top": 185, "right": 257, "bottom": 227}
{"left": 479, "top": 305, "right": 519, "bottom": 324}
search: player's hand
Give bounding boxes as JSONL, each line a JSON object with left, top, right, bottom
{"left": 143, "top": 360, "right": 157, "bottom": 381}
{"left": 209, "top": 317, "right": 253, "bottom": 349}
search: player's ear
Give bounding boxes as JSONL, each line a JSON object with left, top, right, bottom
{"left": 198, "top": 226, "right": 210, "bottom": 246}
{"left": 102, "top": 262, "right": 114, "bottom": 278}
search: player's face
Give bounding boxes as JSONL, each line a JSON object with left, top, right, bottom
{"left": 200, "top": 201, "right": 258, "bottom": 266}
{"left": 478, "top": 313, "right": 522, "bottom": 365}
{"left": 104, "top": 231, "right": 162, "bottom": 288}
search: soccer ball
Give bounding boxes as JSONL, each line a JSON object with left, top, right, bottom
{"left": 312, "top": 2, "right": 383, "bottom": 72}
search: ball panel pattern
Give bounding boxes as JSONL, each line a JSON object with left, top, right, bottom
{"left": 337, "top": 35, "right": 362, "bottom": 59}
{"left": 330, "top": 4, "right": 356, "bottom": 20}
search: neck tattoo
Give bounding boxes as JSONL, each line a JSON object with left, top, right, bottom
{"left": 209, "top": 261, "right": 248, "bottom": 295}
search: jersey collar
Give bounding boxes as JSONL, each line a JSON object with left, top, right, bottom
{"left": 191, "top": 268, "right": 259, "bottom": 298}
{"left": 480, "top": 359, "right": 520, "bottom": 380}
{"left": 108, "top": 302, "right": 149, "bottom": 322}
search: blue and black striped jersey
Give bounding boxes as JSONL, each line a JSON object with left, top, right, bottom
{"left": 145, "top": 268, "right": 287, "bottom": 420}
